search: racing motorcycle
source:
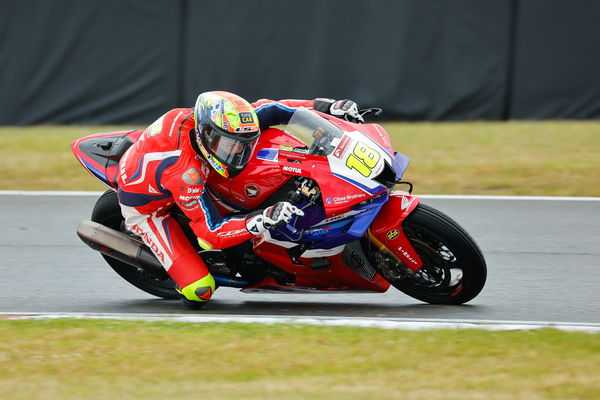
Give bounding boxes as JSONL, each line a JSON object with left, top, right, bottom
{"left": 71, "top": 107, "right": 486, "bottom": 305}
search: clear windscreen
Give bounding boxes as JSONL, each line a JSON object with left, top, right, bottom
{"left": 282, "top": 108, "right": 344, "bottom": 156}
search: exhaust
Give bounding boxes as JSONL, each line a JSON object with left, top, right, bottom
{"left": 76, "top": 220, "right": 164, "bottom": 274}
{"left": 77, "top": 220, "right": 253, "bottom": 288}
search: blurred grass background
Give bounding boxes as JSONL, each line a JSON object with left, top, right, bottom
{"left": 1, "top": 319, "right": 599, "bottom": 400}
{"left": 1, "top": 121, "right": 599, "bottom": 195}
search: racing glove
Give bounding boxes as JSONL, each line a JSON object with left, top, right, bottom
{"left": 245, "top": 202, "right": 305, "bottom": 235}
{"left": 314, "top": 98, "right": 364, "bottom": 123}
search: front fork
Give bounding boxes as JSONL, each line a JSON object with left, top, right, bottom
{"left": 368, "top": 191, "right": 423, "bottom": 272}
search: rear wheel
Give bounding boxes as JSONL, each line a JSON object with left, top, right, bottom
{"left": 91, "top": 190, "right": 179, "bottom": 299}
{"left": 373, "top": 203, "right": 487, "bottom": 304}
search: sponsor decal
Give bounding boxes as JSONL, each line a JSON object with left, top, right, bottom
{"left": 306, "top": 227, "right": 331, "bottom": 234}
{"left": 179, "top": 194, "right": 201, "bottom": 201}
{"left": 283, "top": 152, "right": 307, "bottom": 160}
{"left": 217, "top": 229, "right": 248, "bottom": 238}
{"left": 148, "top": 185, "right": 160, "bottom": 194}
{"left": 282, "top": 165, "right": 302, "bottom": 174}
{"left": 386, "top": 229, "right": 400, "bottom": 240}
{"left": 234, "top": 126, "right": 257, "bottom": 132}
{"left": 239, "top": 112, "right": 254, "bottom": 124}
{"left": 168, "top": 111, "right": 184, "bottom": 137}
{"left": 317, "top": 211, "right": 361, "bottom": 225}
{"left": 325, "top": 193, "right": 367, "bottom": 205}
{"left": 333, "top": 135, "right": 351, "bottom": 159}
{"left": 397, "top": 246, "right": 418, "bottom": 265}
{"left": 245, "top": 184, "right": 260, "bottom": 198}
{"left": 182, "top": 168, "right": 202, "bottom": 184}
{"left": 182, "top": 200, "right": 199, "bottom": 209}
{"left": 131, "top": 225, "right": 165, "bottom": 263}
{"left": 187, "top": 187, "right": 202, "bottom": 194}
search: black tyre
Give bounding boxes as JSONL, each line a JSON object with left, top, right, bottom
{"left": 379, "top": 203, "right": 487, "bottom": 304}
{"left": 90, "top": 190, "right": 179, "bottom": 299}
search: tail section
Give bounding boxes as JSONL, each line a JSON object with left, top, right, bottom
{"left": 71, "top": 130, "right": 142, "bottom": 189}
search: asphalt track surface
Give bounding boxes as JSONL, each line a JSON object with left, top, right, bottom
{"left": 1, "top": 193, "right": 599, "bottom": 325}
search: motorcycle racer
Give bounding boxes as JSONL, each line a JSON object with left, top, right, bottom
{"left": 116, "top": 91, "right": 363, "bottom": 307}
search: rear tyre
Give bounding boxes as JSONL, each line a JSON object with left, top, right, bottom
{"left": 91, "top": 190, "right": 179, "bottom": 300}
{"left": 377, "top": 203, "right": 487, "bottom": 305}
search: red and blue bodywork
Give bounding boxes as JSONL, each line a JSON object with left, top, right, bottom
{"left": 72, "top": 109, "right": 425, "bottom": 293}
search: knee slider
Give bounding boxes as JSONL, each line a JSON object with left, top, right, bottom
{"left": 179, "top": 274, "right": 216, "bottom": 302}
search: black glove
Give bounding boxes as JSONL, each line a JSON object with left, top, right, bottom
{"left": 246, "top": 202, "right": 305, "bottom": 235}
{"left": 314, "top": 98, "right": 364, "bottom": 123}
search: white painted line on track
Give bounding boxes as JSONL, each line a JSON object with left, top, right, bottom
{"left": 1, "top": 190, "right": 599, "bottom": 201}
{"left": 2, "top": 313, "right": 600, "bottom": 333}
{"left": 0, "top": 190, "right": 105, "bottom": 196}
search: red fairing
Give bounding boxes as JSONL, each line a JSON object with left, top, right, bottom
{"left": 369, "top": 191, "right": 424, "bottom": 271}
{"left": 71, "top": 130, "right": 143, "bottom": 189}
{"left": 249, "top": 240, "right": 391, "bottom": 292}
{"left": 319, "top": 113, "right": 394, "bottom": 154}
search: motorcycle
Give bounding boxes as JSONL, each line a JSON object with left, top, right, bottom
{"left": 71, "top": 107, "right": 486, "bottom": 305}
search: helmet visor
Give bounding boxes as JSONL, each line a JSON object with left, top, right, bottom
{"left": 202, "top": 125, "right": 258, "bottom": 171}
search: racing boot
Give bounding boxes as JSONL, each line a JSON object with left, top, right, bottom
{"left": 178, "top": 273, "right": 216, "bottom": 309}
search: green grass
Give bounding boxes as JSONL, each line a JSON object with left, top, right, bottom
{"left": 1, "top": 319, "right": 599, "bottom": 400}
{"left": 1, "top": 121, "right": 599, "bottom": 195}
{"left": 386, "top": 121, "right": 600, "bottom": 196}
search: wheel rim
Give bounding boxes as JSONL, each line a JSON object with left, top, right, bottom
{"left": 399, "top": 225, "right": 465, "bottom": 298}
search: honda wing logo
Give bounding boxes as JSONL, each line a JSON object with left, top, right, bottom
{"left": 401, "top": 196, "right": 414, "bottom": 210}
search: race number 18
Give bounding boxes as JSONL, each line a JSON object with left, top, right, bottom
{"left": 345, "top": 141, "right": 380, "bottom": 177}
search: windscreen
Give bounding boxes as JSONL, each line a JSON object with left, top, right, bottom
{"left": 282, "top": 108, "right": 344, "bottom": 156}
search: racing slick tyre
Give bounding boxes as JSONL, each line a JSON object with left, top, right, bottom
{"left": 378, "top": 203, "right": 487, "bottom": 305}
{"left": 91, "top": 190, "right": 180, "bottom": 300}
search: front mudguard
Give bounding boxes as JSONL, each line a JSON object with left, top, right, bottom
{"left": 368, "top": 191, "right": 423, "bottom": 271}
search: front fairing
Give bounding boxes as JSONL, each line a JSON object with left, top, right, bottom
{"left": 277, "top": 108, "right": 409, "bottom": 217}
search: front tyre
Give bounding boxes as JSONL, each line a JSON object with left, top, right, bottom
{"left": 91, "top": 190, "right": 179, "bottom": 300}
{"left": 377, "top": 204, "right": 487, "bottom": 305}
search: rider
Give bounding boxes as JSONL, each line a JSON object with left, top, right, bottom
{"left": 117, "top": 91, "right": 363, "bottom": 307}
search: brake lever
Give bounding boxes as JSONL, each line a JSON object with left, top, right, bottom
{"left": 359, "top": 107, "right": 383, "bottom": 120}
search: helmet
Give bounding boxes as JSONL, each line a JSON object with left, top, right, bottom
{"left": 193, "top": 91, "right": 260, "bottom": 178}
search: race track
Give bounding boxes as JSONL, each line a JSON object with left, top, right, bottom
{"left": 1, "top": 193, "right": 599, "bottom": 324}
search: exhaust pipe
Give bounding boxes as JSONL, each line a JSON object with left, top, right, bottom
{"left": 77, "top": 220, "right": 253, "bottom": 288}
{"left": 76, "top": 220, "right": 164, "bottom": 274}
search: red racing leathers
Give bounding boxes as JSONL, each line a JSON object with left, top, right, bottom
{"left": 117, "top": 99, "right": 321, "bottom": 301}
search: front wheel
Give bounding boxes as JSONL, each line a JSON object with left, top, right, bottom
{"left": 374, "top": 203, "right": 487, "bottom": 305}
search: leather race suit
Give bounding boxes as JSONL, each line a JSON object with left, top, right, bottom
{"left": 117, "top": 99, "right": 325, "bottom": 302}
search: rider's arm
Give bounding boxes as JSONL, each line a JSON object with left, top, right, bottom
{"left": 252, "top": 98, "right": 341, "bottom": 130}
{"left": 161, "top": 156, "right": 303, "bottom": 250}
{"left": 161, "top": 156, "right": 254, "bottom": 250}
{"left": 252, "top": 98, "right": 362, "bottom": 128}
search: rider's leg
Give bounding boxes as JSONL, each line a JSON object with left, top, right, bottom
{"left": 120, "top": 205, "right": 215, "bottom": 304}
